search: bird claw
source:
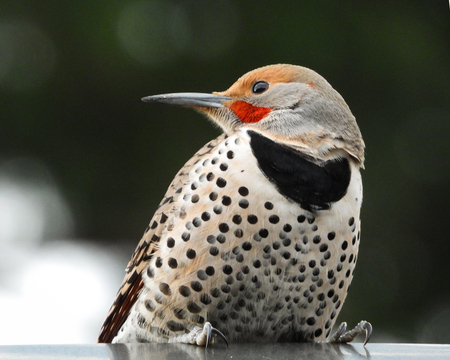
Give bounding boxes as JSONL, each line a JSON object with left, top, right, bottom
{"left": 329, "top": 322, "right": 348, "bottom": 343}
{"left": 204, "top": 322, "right": 229, "bottom": 349}
{"left": 167, "top": 321, "right": 228, "bottom": 347}
{"left": 329, "top": 320, "right": 372, "bottom": 346}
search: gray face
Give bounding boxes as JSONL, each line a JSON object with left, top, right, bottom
{"left": 208, "top": 80, "right": 364, "bottom": 165}
{"left": 142, "top": 64, "right": 364, "bottom": 165}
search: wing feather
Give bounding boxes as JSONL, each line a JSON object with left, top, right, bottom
{"left": 97, "top": 135, "right": 224, "bottom": 342}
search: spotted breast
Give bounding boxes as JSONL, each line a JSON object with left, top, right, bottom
{"left": 98, "top": 64, "right": 371, "bottom": 346}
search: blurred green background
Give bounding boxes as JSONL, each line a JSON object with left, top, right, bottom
{"left": 0, "top": 0, "right": 449, "bottom": 344}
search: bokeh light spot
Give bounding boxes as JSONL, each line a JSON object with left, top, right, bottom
{"left": 0, "top": 158, "right": 73, "bottom": 254}
{"left": 0, "top": 157, "right": 123, "bottom": 344}
{"left": 117, "top": 0, "right": 238, "bottom": 66}
{"left": 0, "top": 19, "right": 56, "bottom": 92}
{"left": 117, "top": 0, "right": 189, "bottom": 66}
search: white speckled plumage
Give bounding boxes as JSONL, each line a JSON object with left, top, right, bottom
{"left": 98, "top": 64, "right": 370, "bottom": 345}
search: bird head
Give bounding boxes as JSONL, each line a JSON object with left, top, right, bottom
{"left": 143, "top": 64, "right": 364, "bottom": 166}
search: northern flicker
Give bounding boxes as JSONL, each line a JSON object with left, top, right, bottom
{"left": 98, "top": 64, "right": 372, "bottom": 346}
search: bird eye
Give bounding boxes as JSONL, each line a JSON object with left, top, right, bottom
{"left": 251, "top": 81, "right": 269, "bottom": 94}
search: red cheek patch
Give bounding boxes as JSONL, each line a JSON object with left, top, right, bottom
{"left": 229, "top": 101, "right": 271, "bottom": 123}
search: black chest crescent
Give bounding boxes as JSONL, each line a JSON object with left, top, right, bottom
{"left": 248, "top": 130, "right": 351, "bottom": 212}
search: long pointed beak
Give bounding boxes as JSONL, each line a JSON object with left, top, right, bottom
{"left": 142, "top": 92, "right": 232, "bottom": 108}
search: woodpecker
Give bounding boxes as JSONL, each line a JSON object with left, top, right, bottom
{"left": 98, "top": 64, "right": 371, "bottom": 346}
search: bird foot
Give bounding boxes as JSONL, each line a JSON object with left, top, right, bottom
{"left": 329, "top": 320, "right": 372, "bottom": 346}
{"left": 168, "top": 322, "right": 228, "bottom": 348}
